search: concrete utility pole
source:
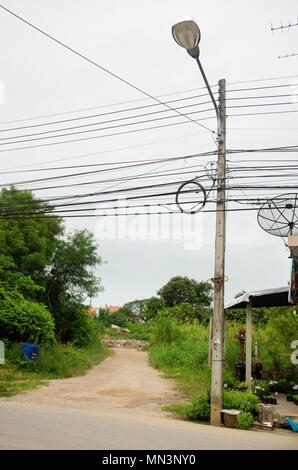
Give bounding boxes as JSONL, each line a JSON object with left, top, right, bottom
{"left": 171, "top": 20, "right": 227, "bottom": 426}
{"left": 210, "top": 79, "right": 226, "bottom": 426}
{"left": 246, "top": 298, "right": 252, "bottom": 390}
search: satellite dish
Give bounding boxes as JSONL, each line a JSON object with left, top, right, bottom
{"left": 257, "top": 193, "right": 298, "bottom": 237}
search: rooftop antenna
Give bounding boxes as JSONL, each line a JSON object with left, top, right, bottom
{"left": 278, "top": 52, "right": 298, "bottom": 59}
{"left": 270, "top": 19, "right": 298, "bottom": 32}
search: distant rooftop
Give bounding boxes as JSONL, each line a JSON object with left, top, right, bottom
{"left": 104, "top": 306, "right": 121, "bottom": 313}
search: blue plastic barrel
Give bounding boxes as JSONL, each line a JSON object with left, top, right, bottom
{"left": 20, "top": 343, "right": 40, "bottom": 360}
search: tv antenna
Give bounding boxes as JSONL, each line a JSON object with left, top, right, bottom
{"left": 270, "top": 19, "right": 298, "bottom": 33}
{"left": 278, "top": 52, "right": 298, "bottom": 59}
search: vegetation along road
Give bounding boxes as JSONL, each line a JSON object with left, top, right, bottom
{"left": 0, "top": 346, "right": 297, "bottom": 450}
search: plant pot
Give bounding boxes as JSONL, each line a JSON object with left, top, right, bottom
{"left": 222, "top": 410, "right": 241, "bottom": 429}
{"left": 287, "top": 395, "right": 293, "bottom": 402}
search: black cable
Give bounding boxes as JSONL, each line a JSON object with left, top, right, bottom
{"left": 0, "top": 4, "right": 215, "bottom": 134}
{"left": 226, "top": 83, "right": 298, "bottom": 93}
{"left": 0, "top": 95, "right": 214, "bottom": 134}
{"left": 229, "top": 109, "right": 298, "bottom": 117}
{"left": 0, "top": 106, "right": 215, "bottom": 145}
{"left": 1, "top": 99, "right": 295, "bottom": 144}
{"left": 1, "top": 91, "right": 296, "bottom": 138}
{"left": 0, "top": 115, "right": 217, "bottom": 153}
{"left": 0, "top": 204, "right": 294, "bottom": 220}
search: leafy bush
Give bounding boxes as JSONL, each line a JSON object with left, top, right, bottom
{"left": 223, "top": 390, "right": 259, "bottom": 414}
{"left": 70, "top": 314, "right": 102, "bottom": 347}
{"left": 126, "top": 321, "right": 153, "bottom": 341}
{"left": 263, "top": 311, "right": 298, "bottom": 379}
{"left": 236, "top": 412, "right": 253, "bottom": 430}
{"left": 0, "top": 287, "right": 55, "bottom": 345}
{"left": 251, "top": 379, "right": 270, "bottom": 400}
{"left": 223, "top": 371, "right": 238, "bottom": 389}
{"left": 186, "top": 393, "right": 210, "bottom": 421}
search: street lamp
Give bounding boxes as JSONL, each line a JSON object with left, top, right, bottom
{"left": 172, "top": 19, "right": 227, "bottom": 427}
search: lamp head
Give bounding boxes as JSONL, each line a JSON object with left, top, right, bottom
{"left": 172, "top": 19, "right": 201, "bottom": 58}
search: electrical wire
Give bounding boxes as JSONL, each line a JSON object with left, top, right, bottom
{"left": 0, "top": 4, "right": 215, "bottom": 134}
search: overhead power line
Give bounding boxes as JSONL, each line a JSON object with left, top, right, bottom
{"left": 0, "top": 4, "right": 215, "bottom": 135}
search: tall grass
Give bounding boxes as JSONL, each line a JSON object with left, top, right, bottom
{"left": 150, "top": 318, "right": 209, "bottom": 371}
{"left": 0, "top": 340, "right": 109, "bottom": 396}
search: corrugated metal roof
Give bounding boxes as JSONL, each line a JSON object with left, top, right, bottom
{"left": 225, "top": 286, "right": 290, "bottom": 310}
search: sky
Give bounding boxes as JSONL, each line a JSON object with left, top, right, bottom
{"left": 0, "top": 0, "right": 297, "bottom": 308}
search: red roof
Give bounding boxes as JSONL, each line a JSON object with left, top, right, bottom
{"left": 104, "top": 306, "right": 121, "bottom": 313}
{"left": 87, "top": 307, "right": 98, "bottom": 316}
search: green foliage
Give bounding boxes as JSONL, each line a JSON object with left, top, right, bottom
{"left": 149, "top": 317, "right": 209, "bottom": 371}
{"left": 223, "top": 390, "right": 259, "bottom": 414}
{"left": 236, "top": 412, "right": 253, "bottom": 430}
{"left": 53, "top": 300, "right": 101, "bottom": 347}
{"left": 157, "top": 303, "right": 197, "bottom": 322}
{"left": 186, "top": 393, "right": 210, "bottom": 421}
{"left": 97, "top": 308, "right": 128, "bottom": 328}
{"left": 119, "top": 299, "right": 147, "bottom": 322}
{"left": 1, "top": 341, "right": 108, "bottom": 396}
{"left": 151, "top": 316, "right": 186, "bottom": 344}
{"left": 0, "top": 188, "right": 63, "bottom": 286}
{"left": 157, "top": 276, "right": 212, "bottom": 310}
{"left": 143, "top": 296, "right": 165, "bottom": 321}
{"left": 150, "top": 341, "right": 209, "bottom": 371}
{"left": 223, "top": 370, "right": 238, "bottom": 389}
{"left": 0, "top": 287, "right": 55, "bottom": 345}
{"left": 0, "top": 188, "right": 104, "bottom": 346}
{"left": 263, "top": 310, "right": 298, "bottom": 377}
{"left": 126, "top": 321, "right": 153, "bottom": 340}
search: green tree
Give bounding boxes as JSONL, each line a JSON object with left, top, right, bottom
{"left": 0, "top": 286, "right": 55, "bottom": 345}
{"left": 157, "top": 276, "right": 212, "bottom": 309}
{"left": 0, "top": 188, "right": 104, "bottom": 345}
{"left": 143, "top": 296, "right": 165, "bottom": 321}
{"left": 119, "top": 299, "right": 147, "bottom": 322}
{"left": 44, "top": 230, "right": 103, "bottom": 343}
{"left": 0, "top": 187, "right": 63, "bottom": 290}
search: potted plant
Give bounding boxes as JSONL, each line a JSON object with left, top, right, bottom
{"left": 287, "top": 394, "right": 294, "bottom": 402}
{"left": 237, "top": 381, "right": 248, "bottom": 392}
{"left": 293, "top": 395, "right": 298, "bottom": 406}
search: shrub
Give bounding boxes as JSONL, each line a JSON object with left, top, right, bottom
{"left": 70, "top": 314, "right": 102, "bottom": 347}
{"left": 186, "top": 393, "right": 210, "bottom": 421}
{"left": 0, "top": 287, "right": 55, "bottom": 345}
{"left": 126, "top": 321, "right": 152, "bottom": 341}
{"left": 223, "top": 370, "right": 238, "bottom": 390}
{"left": 236, "top": 412, "right": 253, "bottom": 430}
{"left": 223, "top": 390, "right": 259, "bottom": 414}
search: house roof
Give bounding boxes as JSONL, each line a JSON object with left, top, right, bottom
{"left": 87, "top": 307, "right": 98, "bottom": 316}
{"left": 104, "top": 306, "right": 121, "bottom": 313}
{"left": 225, "top": 286, "right": 290, "bottom": 310}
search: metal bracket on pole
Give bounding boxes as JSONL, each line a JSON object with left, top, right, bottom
{"left": 210, "top": 276, "right": 225, "bottom": 291}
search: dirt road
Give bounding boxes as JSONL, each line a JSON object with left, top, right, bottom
{"left": 2, "top": 347, "right": 182, "bottom": 417}
{"left": 0, "top": 347, "right": 297, "bottom": 450}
